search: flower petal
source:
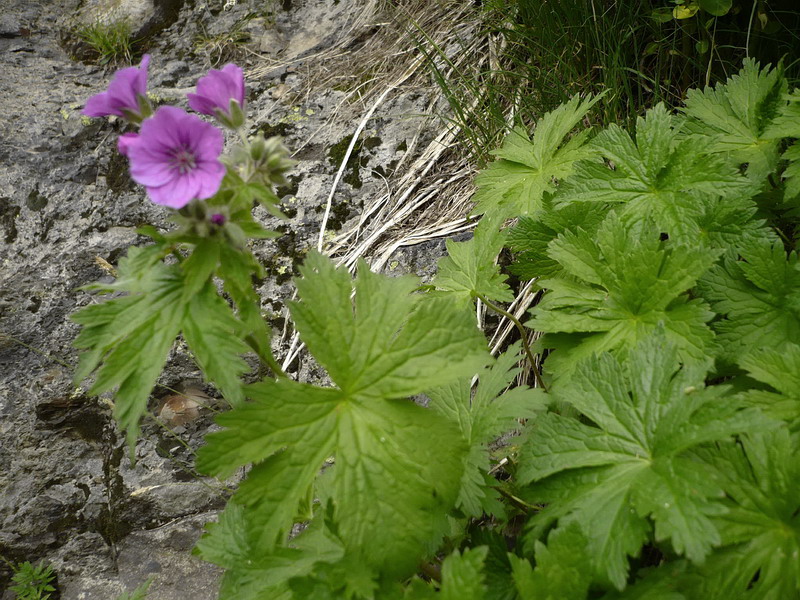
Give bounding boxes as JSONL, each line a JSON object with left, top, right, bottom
{"left": 117, "top": 133, "right": 140, "bottom": 157}
{"left": 194, "top": 160, "right": 226, "bottom": 199}
{"left": 189, "top": 63, "right": 246, "bottom": 116}
{"left": 187, "top": 93, "right": 217, "bottom": 115}
{"left": 146, "top": 174, "right": 199, "bottom": 209}
{"left": 83, "top": 92, "right": 114, "bottom": 117}
{"left": 81, "top": 54, "right": 151, "bottom": 119}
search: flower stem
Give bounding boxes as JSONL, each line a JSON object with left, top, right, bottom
{"left": 475, "top": 293, "right": 547, "bottom": 391}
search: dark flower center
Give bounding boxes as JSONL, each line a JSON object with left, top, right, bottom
{"left": 172, "top": 146, "right": 197, "bottom": 174}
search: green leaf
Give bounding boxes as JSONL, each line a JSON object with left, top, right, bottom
{"left": 433, "top": 216, "right": 513, "bottom": 304}
{"left": 290, "top": 253, "right": 489, "bottom": 398}
{"left": 507, "top": 199, "right": 608, "bottom": 281}
{"left": 195, "top": 505, "right": 343, "bottom": 600}
{"left": 220, "top": 171, "right": 285, "bottom": 217}
{"left": 688, "top": 429, "right": 800, "bottom": 599}
{"left": 72, "top": 258, "right": 186, "bottom": 447}
{"left": 181, "top": 238, "right": 220, "bottom": 300}
{"left": 528, "top": 213, "right": 719, "bottom": 381}
{"left": 558, "top": 104, "right": 748, "bottom": 242}
{"left": 115, "top": 578, "right": 153, "bottom": 600}
{"left": 764, "top": 89, "right": 800, "bottom": 199}
{"left": 517, "top": 335, "right": 765, "bottom": 589}
{"left": 181, "top": 281, "right": 250, "bottom": 405}
{"left": 601, "top": 563, "right": 687, "bottom": 599}
{"left": 510, "top": 525, "right": 592, "bottom": 600}
{"left": 197, "top": 253, "right": 490, "bottom": 583}
{"left": 217, "top": 243, "right": 282, "bottom": 375}
{"left": 428, "top": 344, "right": 546, "bottom": 517}
{"left": 440, "top": 547, "right": 489, "bottom": 600}
{"left": 473, "top": 94, "right": 602, "bottom": 218}
{"left": 696, "top": 235, "right": 800, "bottom": 363}
{"left": 738, "top": 343, "right": 800, "bottom": 429}
{"left": 692, "top": 194, "right": 777, "bottom": 253}
{"left": 698, "top": 0, "right": 731, "bottom": 16}
{"left": 683, "top": 59, "right": 786, "bottom": 181}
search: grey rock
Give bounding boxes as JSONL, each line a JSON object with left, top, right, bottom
{"left": 0, "top": 0, "right": 458, "bottom": 596}
{"left": 71, "top": 0, "right": 184, "bottom": 41}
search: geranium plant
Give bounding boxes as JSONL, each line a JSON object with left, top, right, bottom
{"left": 74, "top": 57, "right": 800, "bottom": 599}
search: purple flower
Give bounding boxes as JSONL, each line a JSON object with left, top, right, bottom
{"left": 187, "top": 64, "right": 245, "bottom": 128}
{"left": 83, "top": 55, "right": 152, "bottom": 121}
{"left": 121, "top": 106, "right": 225, "bottom": 209}
{"left": 210, "top": 213, "right": 226, "bottom": 226}
{"left": 117, "top": 132, "right": 139, "bottom": 157}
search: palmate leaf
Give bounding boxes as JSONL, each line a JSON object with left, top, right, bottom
{"left": 427, "top": 343, "right": 546, "bottom": 517}
{"left": 600, "top": 563, "right": 686, "bottom": 600}
{"left": 73, "top": 254, "right": 187, "bottom": 447}
{"left": 692, "top": 193, "right": 777, "bottom": 254}
{"left": 696, "top": 235, "right": 800, "bottom": 363}
{"left": 440, "top": 547, "right": 489, "bottom": 600}
{"left": 558, "top": 104, "right": 749, "bottom": 242}
{"left": 737, "top": 342, "right": 800, "bottom": 429}
{"left": 507, "top": 198, "right": 608, "bottom": 281}
{"left": 73, "top": 245, "right": 251, "bottom": 447}
{"left": 683, "top": 59, "right": 787, "bottom": 181}
{"left": 528, "top": 213, "right": 719, "bottom": 381}
{"left": 509, "top": 525, "right": 592, "bottom": 600}
{"left": 433, "top": 216, "right": 513, "bottom": 304}
{"left": 183, "top": 281, "right": 250, "bottom": 405}
{"left": 765, "top": 89, "right": 800, "bottom": 200}
{"left": 195, "top": 506, "right": 344, "bottom": 600}
{"left": 196, "top": 252, "right": 491, "bottom": 590}
{"left": 687, "top": 429, "right": 800, "bottom": 600}
{"left": 516, "top": 335, "right": 767, "bottom": 589}
{"left": 472, "top": 94, "right": 602, "bottom": 219}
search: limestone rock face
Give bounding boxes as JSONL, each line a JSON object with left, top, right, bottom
{"left": 0, "top": 0, "right": 453, "bottom": 596}
{"left": 72, "top": 0, "right": 184, "bottom": 40}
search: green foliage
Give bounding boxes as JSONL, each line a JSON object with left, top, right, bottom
{"left": 116, "top": 578, "right": 153, "bottom": 600}
{"left": 737, "top": 342, "right": 800, "bottom": 429}
{"left": 72, "top": 59, "right": 800, "bottom": 599}
{"left": 517, "top": 335, "right": 766, "bottom": 588}
{"left": 696, "top": 235, "right": 800, "bottom": 364}
{"left": 765, "top": 89, "right": 800, "bottom": 201}
{"left": 428, "top": 343, "right": 545, "bottom": 517}
{"left": 509, "top": 525, "right": 592, "bottom": 599}
{"left": 472, "top": 94, "right": 601, "bottom": 219}
{"left": 195, "top": 253, "right": 491, "bottom": 595}
{"left": 439, "top": 546, "right": 490, "bottom": 600}
{"left": 433, "top": 216, "right": 513, "bottom": 304}
{"left": 8, "top": 561, "right": 56, "bottom": 600}
{"left": 558, "top": 103, "right": 749, "bottom": 243}
{"left": 527, "top": 213, "right": 719, "bottom": 380}
{"left": 686, "top": 428, "right": 800, "bottom": 599}
{"left": 506, "top": 199, "right": 607, "bottom": 281}
{"left": 683, "top": 59, "right": 787, "bottom": 181}
{"left": 73, "top": 242, "right": 252, "bottom": 448}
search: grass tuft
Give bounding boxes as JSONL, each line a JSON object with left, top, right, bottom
{"left": 76, "top": 20, "right": 135, "bottom": 66}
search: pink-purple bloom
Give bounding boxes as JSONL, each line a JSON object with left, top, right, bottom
{"left": 120, "top": 106, "right": 225, "bottom": 208}
{"left": 187, "top": 63, "right": 245, "bottom": 125}
{"left": 83, "top": 55, "right": 152, "bottom": 121}
{"left": 117, "top": 132, "right": 139, "bottom": 157}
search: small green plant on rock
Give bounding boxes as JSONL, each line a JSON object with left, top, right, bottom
{"left": 8, "top": 561, "right": 56, "bottom": 600}
{"left": 77, "top": 20, "right": 135, "bottom": 66}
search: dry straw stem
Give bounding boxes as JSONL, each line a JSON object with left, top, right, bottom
{"left": 267, "top": 0, "right": 531, "bottom": 373}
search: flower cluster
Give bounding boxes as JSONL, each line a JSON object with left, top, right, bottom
{"left": 83, "top": 56, "right": 248, "bottom": 210}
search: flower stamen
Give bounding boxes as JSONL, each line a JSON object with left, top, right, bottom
{"left": 172, "top": 147, "right": 197, "bottom": 174}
